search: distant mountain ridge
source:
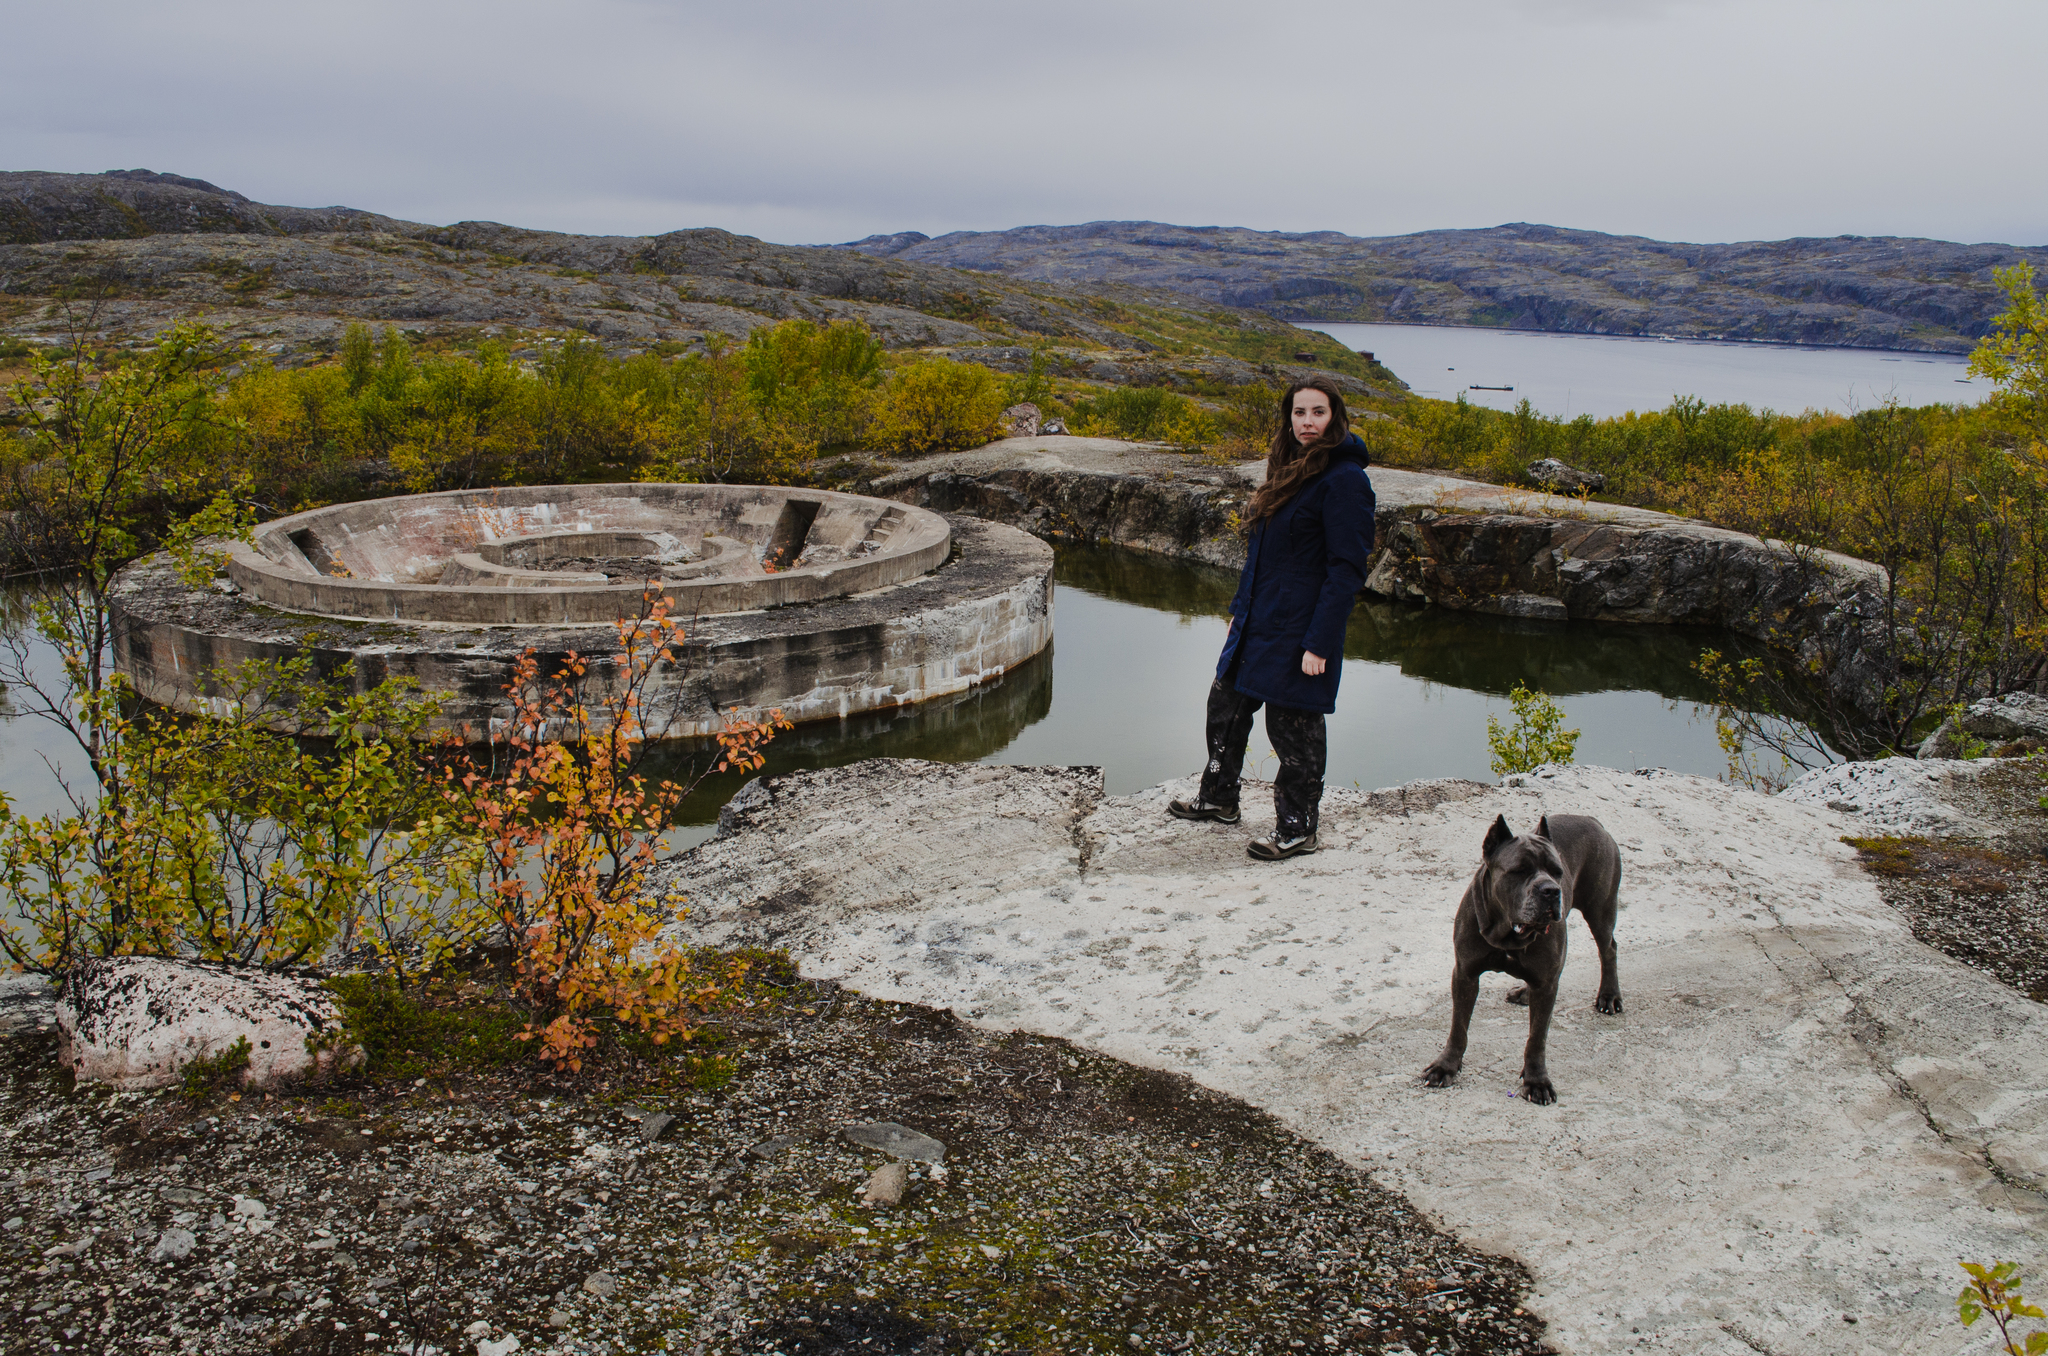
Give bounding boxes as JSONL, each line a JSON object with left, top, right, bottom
{"left": 838, "top": 220, "right": 2048, "bottom": 353}
{"left": 0, "top": 168, "right": 421, "bottom": 242}
{"left": 0, "top": 171, "right": 1396, "bottom": 401}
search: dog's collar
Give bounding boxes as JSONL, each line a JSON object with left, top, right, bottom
{"left": 1480, "top": 918, "right": 1554, "bottom": 951}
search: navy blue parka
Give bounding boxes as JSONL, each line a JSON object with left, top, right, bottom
{"left": 1215, "top": 433, "right": 1377, "bottom": 714}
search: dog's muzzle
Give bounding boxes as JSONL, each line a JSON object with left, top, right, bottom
{"left": 1536, "top": 885, "right": 1563, "bottom": 921}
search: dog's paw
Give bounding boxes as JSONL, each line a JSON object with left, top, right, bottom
{"left": 1596, "top": 991, "right": 1624, "bottom": 1015}
{"left": 1520, "top": 1077, "right": 1556, "bottom": 1106}
{"left": 1421, "top": 1062, "right": 1460, "bottom": 1088}
{"left": 1504, "top": 984, "right": 1529, "bottom": 1007}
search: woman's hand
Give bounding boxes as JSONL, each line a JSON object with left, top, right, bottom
{"left": 1301, "top": 650, "right": 1327, "bottom": 676}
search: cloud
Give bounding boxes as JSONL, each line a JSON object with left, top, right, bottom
{"left": 0, "top": 0, "right": 2040, "bottom": 247}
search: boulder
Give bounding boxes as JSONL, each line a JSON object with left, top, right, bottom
{"left": 1526, "top": 458, "right": 1606, "bottom": 493}
{"left": 56, "top": 957, "right": 360, "bottom": 1090}
{"left": 1916, "top": 692, "right": 2048, "bottom": 758}
{"left": 1000, "top": 403, "right": 1041, "bottom": 438}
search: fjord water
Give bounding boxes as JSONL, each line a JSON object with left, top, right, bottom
{"left": 1308, "top": 321, "right": 1984, "bottom": 418}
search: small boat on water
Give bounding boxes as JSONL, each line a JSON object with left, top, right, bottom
{"left": 1468, "top": 384, "right": 1514, "bottom": 392}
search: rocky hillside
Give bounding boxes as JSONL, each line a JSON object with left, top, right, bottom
{"left": 839, "top": 220, "right": 2048, "bottom": 353}
{"left": 0, "top": 171, "right": 1394, "bottom": 396}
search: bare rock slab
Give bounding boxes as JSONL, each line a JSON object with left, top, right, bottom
{"left": 665, "top": 757, "right": 2048, "bottom": 1356}
{"left": 56, "top": 957, "right": 359, "bottom": 1090}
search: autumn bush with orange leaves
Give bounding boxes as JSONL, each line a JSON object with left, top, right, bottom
{"left": 443, "top": 595, "right": 790, "bottom": 1071}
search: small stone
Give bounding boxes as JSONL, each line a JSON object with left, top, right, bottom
{"left": 1, "top": 1217, "right": 20, "bottom": 1231}
{"left": 861, "top": 1162, "right": 909, "bottom": 1208}
{"left": 748, "top": 1134, "right": 795, "bottom": 1162}
{"left": 233, "top": 1196, "right": 267, "bottom": 1219}
{"left": 841, "top": 1121, "right": 946, "bottom": 1163}
{"left": 477, "top": 1338, "right": 521, "bottom": 1356}
{"left": 83, "top": 1167, "right": 112, "bottom": 1182}
{"left": 44, "top": 1235, "right": 93, "bottom": 1257}
{"left": 150, "top": 1227, "right": 196, "bottom": 1262}
{"left": 639, "top": 1112, "right": 676, "bottom": 1144}
{"left": 161, "top": 1187, "right": 206, "bottom": 1205}
{"left": 980, "top": 1244, "right": 1005, "bottom": 1260}
{"left": 581, "top": 1270, "right": 618, "bottom": 1298}
{"left": 548, "top": 1309, "right": 572, "bottom": 1328}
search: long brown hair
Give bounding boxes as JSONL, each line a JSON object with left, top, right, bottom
{"left": 1243, "top": 377, "right": 1351, "bottom": 531}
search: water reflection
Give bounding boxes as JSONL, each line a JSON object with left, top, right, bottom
{"left": 641, "top": 647, "right": 1054, "bottom": 830}
{"left": 0, "top": 547, "right": 1816, "bottom": 851}
{"left": 1060, "top": 539, "right": 1751, "bottom": 700}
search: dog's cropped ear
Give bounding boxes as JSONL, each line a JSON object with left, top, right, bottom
{"left": 1535, "top": 814, "right": 1553, "bottom": 841}
{"left": 1482, "top": 815, "right": 1514, "bottom": 858}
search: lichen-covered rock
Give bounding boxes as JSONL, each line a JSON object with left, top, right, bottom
{"left": 1526, "top": 458, "right": 1605, "bottom": 492}
{"left": 55, "top": 957, "right": 359, "bottom": 1090}
{"left": 1916, "top": 692, "right": 2048, "bottom": 758}
{"left": 999, "top": 402, "right": 1041, "bottom": 438}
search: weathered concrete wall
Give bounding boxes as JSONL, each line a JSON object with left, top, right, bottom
{"left": 112, "top": 516, "right": 1052, "bottom": 738}
{"left": 229, "top": 483, "right": 951, "bottom": 624}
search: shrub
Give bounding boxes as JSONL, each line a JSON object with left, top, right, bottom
{"left": 445, "top": 595, "right": 789, "bottom": 1070}
{"left": 1958, "top": 1260, "right": 2047, "bottom": 1356}
{"left": 1216, "top": 381, "right": 1280, "bottom": 454}
{"left": 179, "top": 1036, "right": 251, "bottom": 1101}
{"left": 1485, "top": 685, "right": 1580, "bottom": 776}
{"left": 870, "top": 358, "right": 1007, "bottom": 455}
{"left": 1071, "top": 385, "right": 1192, "bottom": 442}
{"left": 0, "top": 657, "right": 475, "bottom": 976}
{"left": 743, "top": 319, "right": 884, "bottom": 449}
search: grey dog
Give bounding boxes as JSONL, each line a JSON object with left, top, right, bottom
{"left": 1422, "top": 813, "right": 1623, "bottom": 1105}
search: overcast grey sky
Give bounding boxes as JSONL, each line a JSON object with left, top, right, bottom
{"left": 3, "top": 0, "right": 2039, "bottom": 248}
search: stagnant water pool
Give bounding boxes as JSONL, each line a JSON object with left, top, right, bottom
{"left": 0, "top": 545, "right": 1805, "bottom": 848}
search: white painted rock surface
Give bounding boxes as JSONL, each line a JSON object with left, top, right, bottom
{"left": 659, "top": 758, "right": 2048, "bottom": 1356}
{"left": 56, "top": 956, "right": 358, "bottom": 1090}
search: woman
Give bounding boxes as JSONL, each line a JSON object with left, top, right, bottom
{"left": 1169, "top": 377, "right": 1376, "bottom": 860}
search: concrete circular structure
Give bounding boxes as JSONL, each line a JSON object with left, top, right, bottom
{"left": 111, "top": 484, "right": 1053, "bottom": 738}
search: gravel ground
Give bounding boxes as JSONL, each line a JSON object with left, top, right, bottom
{"left": 0, "top": 976, "right": 1551, "bottom": 1356}
{"left": 1846, "top": 755, "right": 2048, "bottom": 1001}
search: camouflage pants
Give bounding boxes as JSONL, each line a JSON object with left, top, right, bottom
{"left": 1195, "top": 677, "right": 1328, "bottom": 839}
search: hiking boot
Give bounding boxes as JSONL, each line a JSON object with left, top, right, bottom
{"left": 1168, "top": 797, "right": 1241, "bottom": 825}
{"left": 1247, "top": 830, "right": 1318, "bottom": 861}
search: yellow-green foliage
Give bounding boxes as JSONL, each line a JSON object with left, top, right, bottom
{"left": 0, "top": 656, "right": 477, "bottom": 977}
{"left": 1959, "top": 1260, "right": 2048, "bottom": 1356}
{"left": 869, "top": 356, "right": 1006, "bottom": 455}
{"left": 179, "top": 1036, "right": 251, "bottom": 1101}
{"left": 1485, "top": 685, "right": 1580, "bottom": 776}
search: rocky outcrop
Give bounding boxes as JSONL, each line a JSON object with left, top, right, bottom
{"left": 871, "top": 438, "right": 1251, "bottom": 570}
{"left": 841, "top": 219, "right": 2048, "bottom": 353}
{"left": 55, "top": 957, "right": 360, "bottom": 1090}
{"left": 872, "top": 442, "right": 1893, "bottom": 717}
{"left": 1526, "top": 457, "right": 1604, "bottom": 492}
{"left": 999, "top": 402, "right": 1040, "bottom": 438}
{"left": 1916, "top": 691, "right": 2048, "bottom": 758}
